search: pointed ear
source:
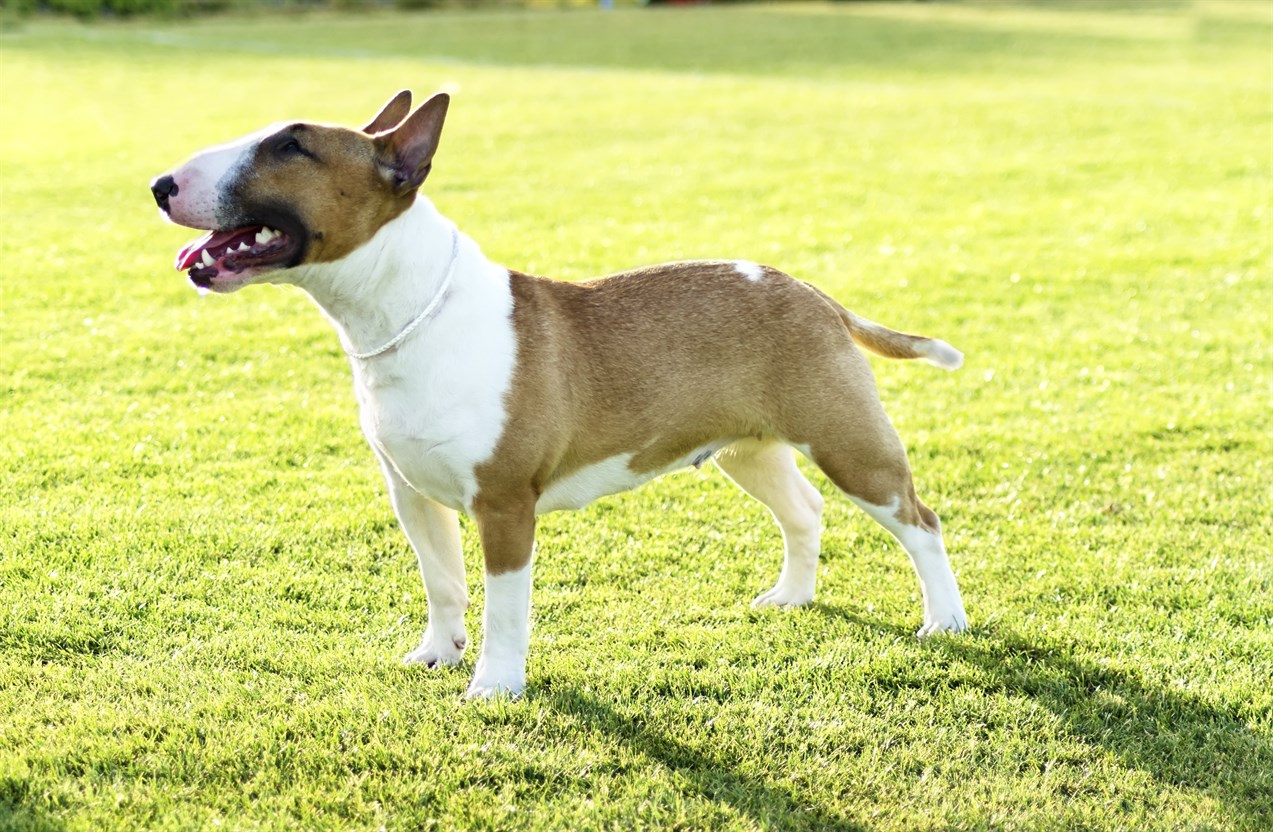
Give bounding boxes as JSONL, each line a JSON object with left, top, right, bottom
{"left": 377, "top": 92, "right": 450, "bottom": 196}
{"left": 361, "top": 90, "right": 413, "bottom": 135}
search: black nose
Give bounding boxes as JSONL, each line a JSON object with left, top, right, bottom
{"left": 150, "top": 175, "right": 178, "bottom": 210}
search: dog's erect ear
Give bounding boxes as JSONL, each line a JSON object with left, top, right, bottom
{"left": 362, "top": 90, "right": 413, "bottom": 135}
{"left": 377, "top": 92, "right": 450, "bottom": 196}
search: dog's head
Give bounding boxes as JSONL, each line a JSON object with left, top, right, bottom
{"left": 150, "top": 90, "right": 447, "bottom": 293}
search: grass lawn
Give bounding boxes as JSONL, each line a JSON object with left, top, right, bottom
{"left": 1, "top": 1, "right": 1270, "bottom": 829}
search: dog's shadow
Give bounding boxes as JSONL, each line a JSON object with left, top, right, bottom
{"left": 835, "top": 608, "right": 1269, "bottom": 809}
{"left": 530, "top": 686, "right": 869, "bottom": 831}
{"left": 534, "top": 607, "right": 1271, "bottom": 830}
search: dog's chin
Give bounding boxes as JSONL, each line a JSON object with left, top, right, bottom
{"left": 188, "top": 262, "right": 286, "bottom": 294}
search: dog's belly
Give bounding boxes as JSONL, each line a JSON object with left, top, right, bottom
{"left": 535, "top": 454, "right": 650, "bottom": 514}
{"left": 535, "top": 441, "right": 728, "bottom": 514}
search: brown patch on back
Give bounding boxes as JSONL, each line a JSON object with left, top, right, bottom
{"left": 473, "top": 260, "right": 937, "bottom": 563}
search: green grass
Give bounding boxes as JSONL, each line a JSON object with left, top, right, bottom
{"left": 1, "top": 1, "right": 1271, "bottom": 829}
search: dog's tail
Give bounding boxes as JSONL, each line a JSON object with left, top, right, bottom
{"left": 806, "top": 283, "right": 964, "bottom": 371}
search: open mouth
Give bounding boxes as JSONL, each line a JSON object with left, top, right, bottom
{"left": 175, "top": 225, "right": 300, "bottom": 288}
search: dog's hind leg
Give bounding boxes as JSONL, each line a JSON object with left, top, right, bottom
{"left": 848, "top": 491, "right": 967, "bottom": 636}
{"left": 377, "top": 454, "right": 470, "bottom": 667}
{"left": 716, "top": 438, "right": 825, "bottom": 608}
{"left": 798, "top": 405, "right": 968, "bottom": 637}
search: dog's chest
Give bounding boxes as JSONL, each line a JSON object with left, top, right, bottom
{"left": 360, "top": 372, "right": 509, "bottom": 511}
{"left": 354, "top": 276, "right": 518, "bottom": 512}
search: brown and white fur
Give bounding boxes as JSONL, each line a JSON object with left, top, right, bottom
{"left": 150, "top": 91, "right": 968, "bottom": 699}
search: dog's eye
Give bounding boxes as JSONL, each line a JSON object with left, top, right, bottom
{"left": 275, "top": 137, "right": 305, "bottom": 158}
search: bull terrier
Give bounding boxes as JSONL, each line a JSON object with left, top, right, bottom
{"left": 150, "top": 90, "right": 968, "bottom": 698}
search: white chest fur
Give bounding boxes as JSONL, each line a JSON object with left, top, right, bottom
{"left": 294, "top": 201, "right": 518, "bottom": 512}
{"left": 355, "top": 263, "right": 517, "bottom": 511}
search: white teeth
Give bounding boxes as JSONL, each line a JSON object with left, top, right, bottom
{"left": 237, "top": 242, "right": 251, "bottom": 252}
{"left": 251, "top": 227, "right": 282, "bottom": 246}
{"left": 201, "top": 250, "right": 214, "bottom": 267}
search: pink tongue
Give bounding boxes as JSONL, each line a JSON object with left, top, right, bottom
{"left": 176, "top": 231, "right": 214, "bottom": 271}
{"left": 175, "top": 228, "right": 257, "bottom": 271}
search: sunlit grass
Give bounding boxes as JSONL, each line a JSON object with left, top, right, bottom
{"left": 1, "top": 2, "right": 1270, "bottom": 830}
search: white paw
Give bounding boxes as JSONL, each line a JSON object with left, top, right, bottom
{"left": 403, "top": 625, "right": 468, "bottom": 668}
{"left": 916, "top": 608, "right": 969, "bottom": 638}
{"left": 751, "top": 582, "right": 815, "bottom": 608}
{"left": 465, "top": 655, "right": 526, "bottom": 699}
{"left": 465, "top": 679, "right": 525, "bottom": 700}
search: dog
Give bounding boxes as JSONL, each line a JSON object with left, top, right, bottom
{"left": 150, "top": 90, "right": 969, "bottom": 698}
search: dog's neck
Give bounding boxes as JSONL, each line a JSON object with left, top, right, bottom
{"left": 289, "top": 198, "right": 462, "bottom": 359}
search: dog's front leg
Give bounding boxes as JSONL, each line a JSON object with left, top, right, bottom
{"left": 378, "top": 458, "right": 470, "bottom": 668}
{"left": 466, "top": 495, "right": 536, "bottom": 699}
